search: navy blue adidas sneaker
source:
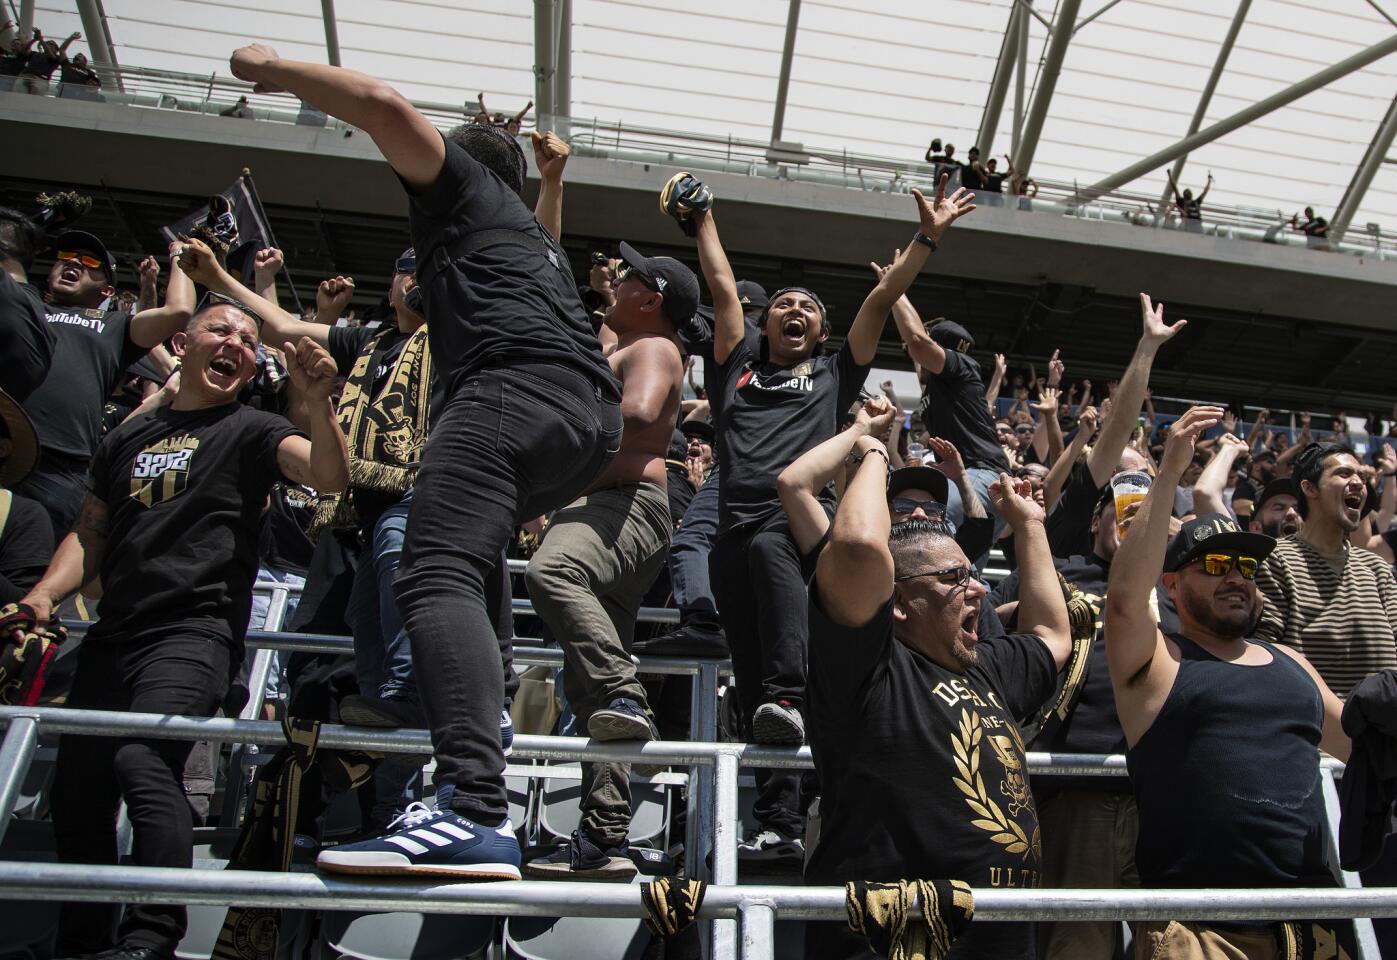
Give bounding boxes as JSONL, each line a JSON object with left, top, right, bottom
{"left": 316, "top": 801, "right": 521, "bottom": 879}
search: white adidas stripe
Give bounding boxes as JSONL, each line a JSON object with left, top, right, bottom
{"left": 384, "top": 835, "right": 429, "bottom": 855}
{"left": 409, "top": 828, "right": 453, "bottom": 848}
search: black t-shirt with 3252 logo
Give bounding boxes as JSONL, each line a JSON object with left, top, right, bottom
{"left": 86, "top": 402, "right": 302, "bottom": 647}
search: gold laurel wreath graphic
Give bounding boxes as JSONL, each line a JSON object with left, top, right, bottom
{"left": 950, "top": 708, "right": 1032, "bottom": 859}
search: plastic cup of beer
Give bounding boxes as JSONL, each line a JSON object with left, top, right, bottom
{"left": 1110, "top": 470, "right": 1152, "bottom": 537}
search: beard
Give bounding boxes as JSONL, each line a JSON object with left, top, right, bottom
{"left": 1259, "top": 517, "right": 1300, "bottom": 538}
{"left": 1180, "top": 587, "right": 1261, "bottom": 641}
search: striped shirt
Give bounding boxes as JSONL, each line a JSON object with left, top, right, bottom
{"left": 1253, "top": 536, "right": 1397, "bottom": 698}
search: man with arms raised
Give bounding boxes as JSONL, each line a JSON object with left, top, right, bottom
{"left": 1104, "top": 406, "right": 1352, "bottom": 959}
{"left": 20, "top": 298, "right": 347, "bottom": 960}
{"left": 523, "top": 242, "right": 689, "bottom": 880}
{"left": 228, "top": 44, "right": 621, "bottom": 878}
{"left": 800, "top": 428, "right": 1071, "bottom": 959}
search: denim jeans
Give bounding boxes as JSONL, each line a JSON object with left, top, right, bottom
{"left": 348, "top": 493, "right": 418, "bottom": 701}
{"left": 395, "top": 363, "right": 621, "bottom": 825}
{"left": 669, "top": 468, "right": 721, "bottom": 626}
{"left": 963, "top": 466, "right": 1007, "bottom": 572}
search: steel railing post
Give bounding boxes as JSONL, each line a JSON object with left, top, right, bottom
{"left": 0, "top": 716, "right": 39, "bottom": 844}
{"left": 712, "top": 749, "right": 741, "bottom": 960}
{"left": 738, "top": 900, "right": 776, "bottom": 960}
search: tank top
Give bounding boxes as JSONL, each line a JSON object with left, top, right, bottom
{"left": 1128, "top": 634, "right": 1333, "bottom": 888}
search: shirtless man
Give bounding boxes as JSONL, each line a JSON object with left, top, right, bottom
{"left": 523, "top": 241, "right": 692, "bottom": 880}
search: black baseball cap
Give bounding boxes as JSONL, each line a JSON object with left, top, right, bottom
{"left": 929, "top": 319, "right": 974, "bottom": 353}
{"left": 617, "top": 241, "right": 700, "bottom": 328}
{"left": 1163, "top": 513, "right": 1275, "bottom": 573}
{"left": 52, "top": 229, "right": 116, "bottom": 283}
{"left": 736, "top": 280, "right": 769, "bottom": 319}
{"left": 1254, "top": 478, "right": 1297, "bottom": 513}
{"left": 887, "top": 465, "right": 950, "bottom": 506}
{"left": 681, "top": 419, "right": 715, "bottom": 443}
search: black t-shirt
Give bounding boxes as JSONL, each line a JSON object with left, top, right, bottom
{"left": 984, "top": 173, "right": 1006, "bottom": 194}
{"left": 58, "top": 61, "right": 97, "bottom": 86}
{"left": 806, "top": 585, "right": 1055, "bottom": 960}
{"left": 23, "top": 305, "right": 143, "bottom": 461}
{"left": 919, "top": 351, "right": 1010, "bottom": 472}
{"left": 86, "top": 402, "right": 302, "bottom": 646}
{"left": 0, "top": 272, "right": 55, "bottom": 402}
{"left": 961, "top": 164, "right": 985, "bottom": 190}
{"left": 20, "top": 49, "right": 59, "bottom": 79}
{"left": 1179, "top": 196, "right": 1202, "bottom": 219}
{"left": 0, "top": 51, "right": 24, "bottom": 77}
{"left": 1045, "top": 461, "right": 1102, "bottom": 559}
{"left": 711, "top": 338, "right": 868, "bottom": 534}
{"left": 405, "top": 135, "right": 615, "bottom": 401}
{"left": 258, "top": 482, "right": 317, "bottom": 576}
{"left": 0, "top": 493, "right": 54, "bottom": 605}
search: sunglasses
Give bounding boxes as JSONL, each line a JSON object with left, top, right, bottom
{"left": 894, "top": 564, "right": 974, "bottom": 589}
{"left": 889, "top": 497, "right": 947, "bottom": 518}
{"left": 196, "top": 290, "right": 264, "bottom": 328}
{"left": 615, "top": 262, "right": 658, "bottom": 292}
{"left": 1193, "top": 553, "right": 1259, "bottom": 579}
{"left": 1015, "top": 425, "right": 1036, "bottom": 434}
{"left": 394, "top": 255, "right": 417, "bottom": 275}
{"left": 56, "top": 250, "right": 105, "bottom": 272}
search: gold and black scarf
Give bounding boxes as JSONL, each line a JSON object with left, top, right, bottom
{"left": 310, "top": 326, "right": 431, "bottom": 538}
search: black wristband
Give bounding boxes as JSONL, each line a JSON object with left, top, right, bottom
{"left": 913, "top": 231, "right": 938, "bottom": 253}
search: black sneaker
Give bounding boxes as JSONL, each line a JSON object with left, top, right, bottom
{"left": 339, "top": 693, "right": 425, "bottom": 728}
{"left": 752, "top": 700, "right": 805, "bottom": 745}
{"left": 55, "top": 947, "right": 172, "bottom": 960}
{"left": 736, "top": 828, "right": 805, "bottom": 865}
{"left": 588, "top": 697, "right": 659, "bottom": 742}
{"left": 633, "top": 622, "right": 728, "bottom": 658}
{"left": 523, "top": 829, "right": 637, "bottom": 881}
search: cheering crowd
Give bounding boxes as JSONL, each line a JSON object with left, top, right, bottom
{"left": 1, "top": 42, "right": 1396, "bottom": 960}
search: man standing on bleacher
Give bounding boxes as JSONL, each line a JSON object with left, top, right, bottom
{"left": 805, "top": 429, "right": 1071, "bottom": 959}
{"left": 226, "top": 44, "right": 622, "bottom": 880}
{"left": 19, "top": 294, "right": 348, "bottom": 960}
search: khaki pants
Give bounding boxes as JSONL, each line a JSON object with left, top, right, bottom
{"left": 525, "top": 482, "right": 671, "bottom": 845}
{"left": 1038, "top": 789, "right": 1140, "bottom": 960}
{"left": 1136, "top": 921, "right": 1278, "bottom": 960}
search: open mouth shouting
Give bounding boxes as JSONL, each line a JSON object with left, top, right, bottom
{"left": 206, "top": 352, "right": 243, "bottom": 389}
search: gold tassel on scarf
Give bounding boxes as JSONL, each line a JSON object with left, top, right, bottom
{"left": 845, "top": 879, "right": 974, "bottom": 960}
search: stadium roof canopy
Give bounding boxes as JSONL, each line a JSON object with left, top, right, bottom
{"left": 22, "top": 0, "right": 1397, "bottom": 234}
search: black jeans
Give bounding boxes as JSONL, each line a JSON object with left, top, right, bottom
{"left": 396, "top": 363, "right": 620, "bottom": 825}
{"left": 52, "top": 627, "right": 233, "bottom": 955}
{"left": 709, "top": 511, "right": 816, "bottom": 839}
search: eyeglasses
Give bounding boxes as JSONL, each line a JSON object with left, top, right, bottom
{"left": 394, "top": 255, "right": 417, "bottom": 275}
{"left": 196, "top": 290, "right": 264, "bottom": 329}
{"left": 1015, "top": 425, "right": 1036, "bottom": 435}
{"left": 1194, "top": 553, "right": 1259, "bottom": 579}
{"left": 615, "top": 262, "right": 658, "bottom": 292}
{"left": 56, "top": 250, "right": 105, "bottom": 271}
{"left": 889, "top": 497, "right": 946, "bottom": 518}
{"left": 894, "top": 564, "right": 974, "bottom": 589}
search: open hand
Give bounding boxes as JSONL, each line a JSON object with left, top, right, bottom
{"left": 925, "top": 436, "right": 965, "bottom": 483}
{"left": 1161, "top": 405, "right": 1224, "bottom": 478}
{"left": 1032, "top": 386, "right": 1060, "bottom": 416}
{"left": 988, "top": 473, "right": 1045, "bottom": 529}
{"left": 530, "top": 130, "right": 571, "bottom": 183}
{"left": 284, "top": 336, "right": 338, "bottom": 400}
{"left": 1139, "top": 293, "right": 1187, "bottom": 349}
{"left": 912, "top": 173, "right": 976, "bottom": 242}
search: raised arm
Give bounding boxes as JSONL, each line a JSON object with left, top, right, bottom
{"left": 530, "top": 131, "right": 569, "bottom": 240}
{"left": 1104, "top": 405, "right": 1222, "bottom": 742}
{"left": 880, "top": 381, "right": 905, "bottom": 469}
{"left": 1196, "top": 173, "right": 1214, "bottom": 204}
{"left": 1086, "top": 294, "right": 1185, "bottom": 487}
{"left": 230, "top": 44, "right": 444, "bottom": 191}
{"left": 1030, "top": 386, "right": 1062, "bottom": 464}
{"left": 691, "top": 207, "right": 745, "bottom": 366}
{"left": 252, "top": 247, "right": 283, "bottom": 307}
{"left": 985, "top": 352, "right": 1006, "bottom": 413}
{"left": 864, "top": 176, "right": 976, "bottom": 369}
{"left": 136, "top": 255, "right": 160, "bottom": 314}
{"left": 1191, "top": 433, "right": 1247, "bottom": 517}
{"left": 778, "top": 397, "right": 895, "bottom": 555}
{"left": 988, "top": 473, "right": 1071, "bottom": 668}
{"left": 129, "top": 242, "right": 195, "bottom": 348}
{"left": 814, "top": 422, "right": 896, "bottom": 628}
{"left": 276, "top": 337, "right": 349, "bottom": 493}
{"left": 57, "top": 31, "right": 79, "bottom": 54}
{"left": 1044, "top": 405, "right": 1096, "bottom": 509}
{"left": 19, "top": 494, "right": 109, "bottom": 628}
{"left": 926, "top": 435, "right": 985, "bottom": 521}
{"left": 178, "top": 238, "right": 331, "bottom": 351}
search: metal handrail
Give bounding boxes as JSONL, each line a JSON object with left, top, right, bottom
{"left": 14, "top": 64, "right": 1389, "bottom": 258}
{"left": 0, "top": 861, "right": 1391, "bottom": 923}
